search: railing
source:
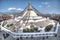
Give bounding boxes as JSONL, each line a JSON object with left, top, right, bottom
{"left": 10, "top": 32, "right": 54, "bottom": 38}
{"left": 0, "top": 21, "right": 59, "bottom": 38}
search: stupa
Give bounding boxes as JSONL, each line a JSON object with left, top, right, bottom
{"left": 0, "top": 1, "right": 59, "bottom": 38}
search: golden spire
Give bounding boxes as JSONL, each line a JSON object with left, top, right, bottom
{"left": 28, "top": 1, "right": 32, "bottom": 10}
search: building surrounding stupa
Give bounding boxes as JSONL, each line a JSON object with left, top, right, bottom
{"left": 0, "top": 1, "right": 60, "bottom": 40}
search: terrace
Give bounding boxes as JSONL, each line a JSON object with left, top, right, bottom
{"left": 1, "top": 18, "right": 59, "bottom": 37}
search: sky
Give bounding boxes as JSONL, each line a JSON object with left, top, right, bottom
{"left": 0, "top": 0, "right": 60, "bottom": 14}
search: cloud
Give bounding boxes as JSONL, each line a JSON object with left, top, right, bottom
{"left": 8, "top": 8, "right": 23, "bottom": 11}
{"left": 39, "top": 5, "right": 42, "bottom": 7}
{"left": 17, "top": 8, "right": 24, "bottom": 11}
{"left": 39, "top": 2, "right": 50, "bottom": 8}
{"left": 8, "top": 8, "right": 16, "bottom": 11}
{"left": 41, "top": 2, "right": 49, "bottom": 5}
{"left": 47, "top": 5, "right": 50, "bottom": 7}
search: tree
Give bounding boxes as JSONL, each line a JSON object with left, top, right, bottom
{"left": 30, "top": 24, "right": 34, "bottom": 28}
{"left": 6, "top": 24, "right": 10, "bottom": 27}
{"left": 45, "top": 25, "right": 53, "bottom": 32}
